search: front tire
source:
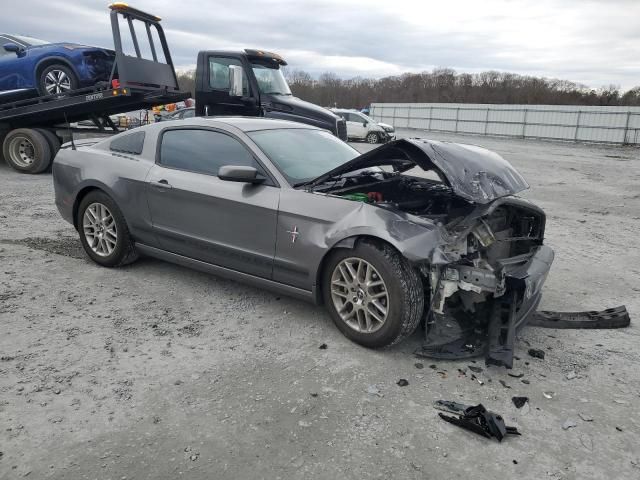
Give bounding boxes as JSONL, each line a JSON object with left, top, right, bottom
{"left": 366, "top": 132, "right": 379, "bottom": 144}
{"left": 77, "top": 191, "right": 138, "bottom": 267}
{"left": 38, "top": 64, "right": 78, "bottom": 96}
{"left": 322, "top": 240, "right": 424, "bottom": 348}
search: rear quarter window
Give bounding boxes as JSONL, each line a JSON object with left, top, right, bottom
{"left": 110, "top": 131, "right": 145, "bottom": 155}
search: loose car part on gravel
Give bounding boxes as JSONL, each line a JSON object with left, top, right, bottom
{"left": 434, "top": 400, "right": 521, "bottom": 442}
{"left": 529, "top": 306, "right": 630, "bottom": 329}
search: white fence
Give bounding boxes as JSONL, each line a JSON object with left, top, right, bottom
{"left": 370, "top": 103, "right": 640, "bottom": 145}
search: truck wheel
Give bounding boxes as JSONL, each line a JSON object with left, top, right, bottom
{"left": 0, "top": 131, "right": 6, "bottom": 164}
{"left": 38, "top": 64, "right": 78, "bottom": 96}
{"left": 366, "top": 132, "right": 379, "bottom": 144}
{"left": 322, "top": 239, "right": 424, "bottom": 348}
{"left": 35, "top": 129, "right": 61, "bottom": 171}
{"left": 77, "top": 191, "right": 139, "bottom": 267}
{"left": 2, "top": 128, "right": 52, "bottom": 173}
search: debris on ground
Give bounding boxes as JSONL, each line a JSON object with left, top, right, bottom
{"left": 318, "top": 343, "right": 328, "bottom": 350}
{"left": 579, "top": 413, "right": 593, "bottom": 422}
{"left": 528, "top": 348, "right": 546, "bottom": 359}
{"left": 543, "top": 391, "right": 555, "bottom": 399}
{"left": 414, "top": 362, "right": 424, "bottom": 369}
{"left": 470, "top": 374, "right": 484, "bottom": 385}
{"left": 499, "top": 380, "right": 511, "bottom": 389}
{"left": 434, "top": 400, "right": 521, "bottom": 442}
{"left": 512, "top": 397, "right": 529, "bottom": 409}
{"left": 367, "top": 385, "right": 383, "bottom": 397}
{"left": 508, "top": 372, "right": 524, "bottom": 378}
{"left": 529, "top": 306, "right": 631, "bottom": 329}
{"left": 566, "top": 371, "right": 577, "bottom": 380}
{"left": 562, "top": 419, "right": 578, "bottom": 430}
{"left": 468, "top": 365, "right": 483, "bottom": 373}
{"left": 397, "top": 379, "right": 409, "bottom": 387}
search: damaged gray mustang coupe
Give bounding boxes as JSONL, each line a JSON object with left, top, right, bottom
{"left": 53, "top": 117, "right": 554, "bottom": 368}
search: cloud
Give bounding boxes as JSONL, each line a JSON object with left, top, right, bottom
{"left": 6, "top": 0, "right": 639, "bottom": 89}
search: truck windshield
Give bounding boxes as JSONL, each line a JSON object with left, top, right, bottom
{"left": 251, "top": 64, "right": 291, "bottom": 95}
{"left": 248, "top": 128, "right": 358, "bottom": 185}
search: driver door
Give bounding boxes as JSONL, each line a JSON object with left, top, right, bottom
{"left": 196, "top": 55, "right": 259, "bottom": 116}
{"left": 145, "top": 127, "right": 279, "bottom": 279}
{"left": 0, "top": 37, "right": 28, "bottom": 97}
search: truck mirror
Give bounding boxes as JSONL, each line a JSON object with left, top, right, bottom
{"left": 229, "top": 65, "right": 244, "bottom": 97}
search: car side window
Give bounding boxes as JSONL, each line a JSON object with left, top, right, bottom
{"left": 208, "top": 57, "right": 249, "bottom": 95}
{"left": 160, "top": 129, "right": 256, "bottom": 176}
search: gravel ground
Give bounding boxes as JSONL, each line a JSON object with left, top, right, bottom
{"left": 1, "top": 130, "right": 639, "bottom": 479}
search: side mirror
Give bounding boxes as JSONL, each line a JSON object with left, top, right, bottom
{"left": 3, "top": 43, "right": 21, "bottom": 54}
{"left": 218, "top": 165, "right": 265, "bottom": 184}
{"left": 363, "top": 122, "right": 368, "bottom": 127}
{"left": 229, "top": 65, "right": 244, "bottom": 97}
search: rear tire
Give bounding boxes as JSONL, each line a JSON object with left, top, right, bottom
{"left": 2, "top": 128, "right": 52, "bottom": 173}
{"left": 77, "top": 191, "right": 139, "bottom": 267}
{"left": 322, "top": 239, "right": 424, "bottom": 348}
{"left": 35, "top": 129, "right": 61, "bottom": 172}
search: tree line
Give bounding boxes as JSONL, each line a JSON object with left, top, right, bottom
{"left": 176, "top": 68, "right": 640, "bottom": 108}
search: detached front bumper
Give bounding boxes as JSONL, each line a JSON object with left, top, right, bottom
{"left": 417, "top": 245, "right": 554, "bottom": 368}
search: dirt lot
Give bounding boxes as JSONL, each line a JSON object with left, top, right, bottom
{"left": 1, "top": 131, "right": 639, "bottom": 479}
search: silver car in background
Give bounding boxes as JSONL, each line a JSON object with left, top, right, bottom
{"left": 53, "top": 117, "right": 553, "bottom": 367}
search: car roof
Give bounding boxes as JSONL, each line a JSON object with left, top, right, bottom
{"left": 164, "top": 116, "right": 322, "bottom": 132}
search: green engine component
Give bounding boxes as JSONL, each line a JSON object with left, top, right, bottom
{"left": 342, "top": 193, "right": 370, "bottom": 202}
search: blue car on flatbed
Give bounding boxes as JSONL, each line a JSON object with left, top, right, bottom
{"left": 0, "top": 33, "right": 114, "bottom": 101}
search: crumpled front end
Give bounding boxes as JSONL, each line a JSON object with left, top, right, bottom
{"left": 416, "top": 197, "right": 554, "bottom": 368}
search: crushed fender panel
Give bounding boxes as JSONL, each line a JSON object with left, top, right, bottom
{"left": 528, "top": 306, "right": 630, "bottom": 329}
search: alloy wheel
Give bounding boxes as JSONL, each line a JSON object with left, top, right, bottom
{"left": 82, "top": 203, "right": 117, "bottom": 257}
{"left": 44, "top": 69, "right": 72, "bottom": 94}
{"left": 366, "top": 133, "right": 378, "bottom": 144}
{"left": 330, "top": 257, "right": 389, "bottom": 333}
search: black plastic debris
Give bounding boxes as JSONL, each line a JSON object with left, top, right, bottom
{"left": 528, "top": 348, "right": 545, "bottom": 359}
{"left": 512, "top": 396, "right": 529, "bottom": 409}
{"left": 414, "top": 362, "right": 424, "bottom": 369}
{"left": 529, "top": 306, "right": 630, "bottom": 329}
{"left": 397, "top": 379, "right": 409, "bottom": 387}
{"left": 508, "top": 372, "right": 524, "bottom": 378}
{"left": 318, "top": 343, "right": 328, "bottom": 350}
{"left": 499, "top": 380, "right": 511, "bottom": 389}
{"left": 434, "top": 400, "right": 521, "bottom": 442}
{"left": 468, "top": 365, "right": 483, "bottom": 373}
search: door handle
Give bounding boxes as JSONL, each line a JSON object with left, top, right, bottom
{"left": 150, "top": 179, "right": 172, "bottom": 189}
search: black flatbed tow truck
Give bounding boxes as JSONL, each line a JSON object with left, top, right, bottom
{"left": 0, "top": 3, "right": 188, "bottom": 174}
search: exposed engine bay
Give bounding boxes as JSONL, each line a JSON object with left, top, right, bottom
{"left": 321, "top": 171, "right": 475, "bottom": 222}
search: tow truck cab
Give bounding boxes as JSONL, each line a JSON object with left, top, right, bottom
{"left": 195, "top": 49, "right": 347, "bottom": 140}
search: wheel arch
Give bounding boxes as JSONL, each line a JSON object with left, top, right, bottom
{"left": 34, "top": 57, "right": 79, "bottom": 87}
{"left": 313, "top": 234, "right": 404, "bottom": 305}
{"left": 72, "top": 182, "right": 118, "bottom": 229}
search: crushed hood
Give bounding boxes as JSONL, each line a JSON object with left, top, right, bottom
{"left": 309, "top": 138, "right": 529, "bottom": 204}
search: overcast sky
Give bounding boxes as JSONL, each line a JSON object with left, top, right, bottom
{"left": 4, "top": 0, "right": 639, "bottom": 90}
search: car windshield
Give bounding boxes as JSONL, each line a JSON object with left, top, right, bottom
{"left": 251, "top": 64, "right": 291, "bottom": 95}
{"left": 248, "top": 128, "right": 359, "bottom": 185}
{"left": 11, "top": 35, "right": 49, "bottom": 46}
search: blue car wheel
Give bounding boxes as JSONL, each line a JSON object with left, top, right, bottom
{"left": 38, "top": 64, "right": 78, "bottom": 96}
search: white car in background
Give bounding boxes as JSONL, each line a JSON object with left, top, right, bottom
{"left": 331, "top": 109, "right": 395, "bottom": 144}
